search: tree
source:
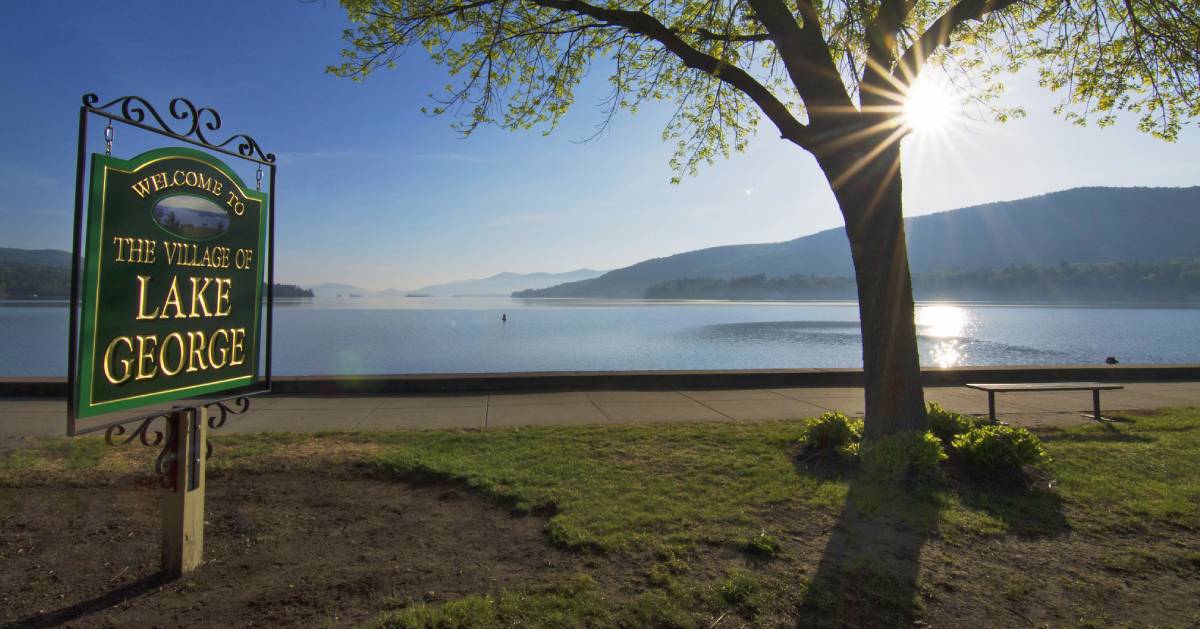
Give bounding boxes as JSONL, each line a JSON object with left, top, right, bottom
{"left": 330, "top": 0, "right": 1199, "bottom": 439}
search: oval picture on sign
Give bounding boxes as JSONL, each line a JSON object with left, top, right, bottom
{"left": 152, "top": 194, "right": 230, "bottom": 240}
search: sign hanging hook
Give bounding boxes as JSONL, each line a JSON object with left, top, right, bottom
{"left": 103, "top": 119, "right": 114, "bottom": 156}
{"left": 255, "top": 165, "right": 263, "bottom": 191}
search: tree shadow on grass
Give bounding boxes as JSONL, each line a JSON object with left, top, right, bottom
{"left": 1038, "top": 421, "right": 1156, "bottom": 444}
{"left": 1, "top": 572, "right": 169, "bottom": 629}
{"left": 953, "top": 473, "right": 1071, "bottom": 539}
{"left": 796, "top": 473, "right": 940, "bottom": 628}
{"left": 793, "top": 456, "right": 1070, "bottom": 627}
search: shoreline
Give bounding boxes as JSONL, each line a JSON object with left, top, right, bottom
{"left": 4, "top": 296, "right": 1200, "bottom": 309}
{"left": 4, "top": 363, "right": 1199, "bottom": 399}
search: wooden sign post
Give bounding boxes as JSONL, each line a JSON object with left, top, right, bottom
{"left": 161, "top": 406, "right": 207, "bottom": 577}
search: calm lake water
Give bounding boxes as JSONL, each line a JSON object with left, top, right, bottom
{"left": 2, "top": 297, "right": 1198, "bottom": 376}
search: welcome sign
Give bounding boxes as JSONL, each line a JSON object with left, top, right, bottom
{"left": 74, "top": 147, "right": 267, "bottom": 418}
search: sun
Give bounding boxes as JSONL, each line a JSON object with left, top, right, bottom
{"left": 903, "top": 76, "right": 958, "bottom": 134}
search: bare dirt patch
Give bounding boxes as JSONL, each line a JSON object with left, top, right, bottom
{"left": 0, "top": 468, "right": 574, "bottom": 628}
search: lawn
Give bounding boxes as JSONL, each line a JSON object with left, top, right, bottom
{"left": 1, "top": 407, "right": 1198, "bottom": 627}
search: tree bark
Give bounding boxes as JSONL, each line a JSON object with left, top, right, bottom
{"left": 816, "top": 133, "right": 927, "bottom": 439}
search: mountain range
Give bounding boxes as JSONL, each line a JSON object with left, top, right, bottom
{"left": 516, "top": 186, "right": 1200, "bottom": 298}
{"left": 6, "top": 186, "right": 1197, "bottom": 301}
{"left": 307, "top": 269, "right": 606, "bottom": 298}
{"left": 0, "top": 245, "right": 602, "bottom": 299}
{"left": 412, "top": 269, "right": 605, "bottom": 296}
{"left": 0, "top": 248, "right": 73, "bottom": 268}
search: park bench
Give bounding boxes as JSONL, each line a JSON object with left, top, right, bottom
{"left": 965, "top": 382, "right": 1125, "bottom": 423}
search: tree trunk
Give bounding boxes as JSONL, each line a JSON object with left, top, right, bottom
{"left": 816, "top": 135, "right": 927, "bottom": 439}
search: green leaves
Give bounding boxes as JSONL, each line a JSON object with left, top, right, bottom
{"left": 998, "top": 0, "right": 1198, "bottom": 140}
{"left": 331, "top": 0, "right": 1197, "bottom": 179}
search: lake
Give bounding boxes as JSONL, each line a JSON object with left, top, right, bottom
{"left": 2, "top": 297, "right": 1197, "bottom": 377}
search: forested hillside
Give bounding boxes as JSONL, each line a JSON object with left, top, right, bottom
{"left": 518, "top": 187, "right": 1200, "bottom": 298}
{"left": 643, "top": 259, "right": 1200, "bottom": 303}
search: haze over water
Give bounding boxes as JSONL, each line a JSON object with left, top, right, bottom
{"left": 2, "top": 298, "right": 1197, "bottom": 377}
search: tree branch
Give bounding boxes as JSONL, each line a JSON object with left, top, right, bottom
{"left": 861, "top": 0, "right": 918, "bottom": 107}
{"left": 685, "top": 27, "right": 772, "bottom": 42}
{"left": 865, "top": 0, "right": 916, "bottom": 71}
{"left": 531, "top": 0, "right": 814, "bottom": 148}
{"left": 894, "top": 0, "right": 1024, "bottom": 82}
{"left": 746, "top": 0, "right": 854, "bottom": 124}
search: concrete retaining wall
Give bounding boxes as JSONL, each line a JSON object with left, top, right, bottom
{"left": 3, "top": 365, "right": 1198, "bottom": 398}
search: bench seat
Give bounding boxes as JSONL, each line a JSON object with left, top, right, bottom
{"left": 965, "top": 382, "right": 1124, "bottom": 422}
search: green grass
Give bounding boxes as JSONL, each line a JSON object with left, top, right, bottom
{"left": 349, "top": 418, "right": 1062, "bottom": 553}
{"left": 368, "top": 574, "right": 715, "bottom": 629}
{"left": 1039, "top": 408, "right": 1200, "bottom": 532}
{"left": 0, "top": 436, "right": 110, "bottom": 478}
{"left": 3, "top": 406, "right": 1198, "bottom": 627}
{"left": 356, "top": 421, "right": 821, "bottom": 554}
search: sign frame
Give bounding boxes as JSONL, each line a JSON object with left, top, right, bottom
{"left": 67, "top": 94, "right": 276, "bottom": 436}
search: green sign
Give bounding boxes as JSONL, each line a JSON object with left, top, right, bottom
{"left": 74, "top": 147, "right": 267, "bottom": 418}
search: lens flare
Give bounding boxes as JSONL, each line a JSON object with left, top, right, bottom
{"left": 903, "top": 76, "right": 958, "bottom": 134}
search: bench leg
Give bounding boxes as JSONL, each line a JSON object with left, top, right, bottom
{"left": 988, "top": 391, "right": 996, "bottom": 423}
{"left": 1093, "top": 389, "right": 1102, "bottom": 422}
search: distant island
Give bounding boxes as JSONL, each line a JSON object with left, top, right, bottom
{"left": 274, "top": 284, "right": 315, "bottom": 298}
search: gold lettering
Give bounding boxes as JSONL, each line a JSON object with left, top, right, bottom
{"left": 173, "top": 170, "right": 187, "bottom": 187}
{"left": 102, "top": 336, "right": 134, "bottom": 384}
{"left": 214, "top": 278, "right": 232, "bottom": 316}
{"left": 159, "top": 332, "right": 187, "bottom": 376}
{"left": 207, "top": 328, "right": 229, "bottom": 369}
{"left": 224, "top": 191, "right": 244, "bottom": 216}
{"left": 188, "top": 277, "right": 213, "bottom": 317}
{"left": 114, "top": 238, "right": 156, "bottom": 264}
{"left": 152, "top": 172, "right": 169, "bottom": 192}
{"left": 131, "top": 178, "right": 154, "bottom": 198}
{"left": 229, "top": 328, "right": 246, "bottom": 366}
{"left": 160, "top": 276, "right": 185, "bottom": 319}
{"left": 186, "top": 331, "right": 209, "bottom": 372}
{"left": 127, "top": 237, "right": 143, "bottom": 262}
{"left": 211, "top": 180, "right": 223, "bottom": 197}
{"left": 235, "top": 248, "right": 253, "bottom": 270}
{"left": 135, "top": 275, "right": 160, "bottom": 320}
{"left": 135, "top": 334, "right": 158, "bottom": 381}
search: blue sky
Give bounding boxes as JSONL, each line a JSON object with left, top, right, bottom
{"left": 1, "top": 1, "right": 1196, "bottom": 290}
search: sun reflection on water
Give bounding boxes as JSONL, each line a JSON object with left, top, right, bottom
{"left": 917, "top": 305, "right": 973, "bottom": 368}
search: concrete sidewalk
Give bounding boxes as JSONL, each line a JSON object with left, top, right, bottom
{"left": 3, "top": 382, "right": 1199, "bottom": 437}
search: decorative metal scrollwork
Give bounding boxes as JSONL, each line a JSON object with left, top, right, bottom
{"left": 104, "top": 413, "right": 178, "bottom": 489}
{"left": 83, "top": 94, "right": 276, "bottom": 164}
{"left": 205, "top": 396, "right": 251, "bottom": 431}
{"left": 204, "top": 396, "right": 252, "bottom": 460}
{"left": 100, "top": 397, "right": 252, "bottom": 487}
